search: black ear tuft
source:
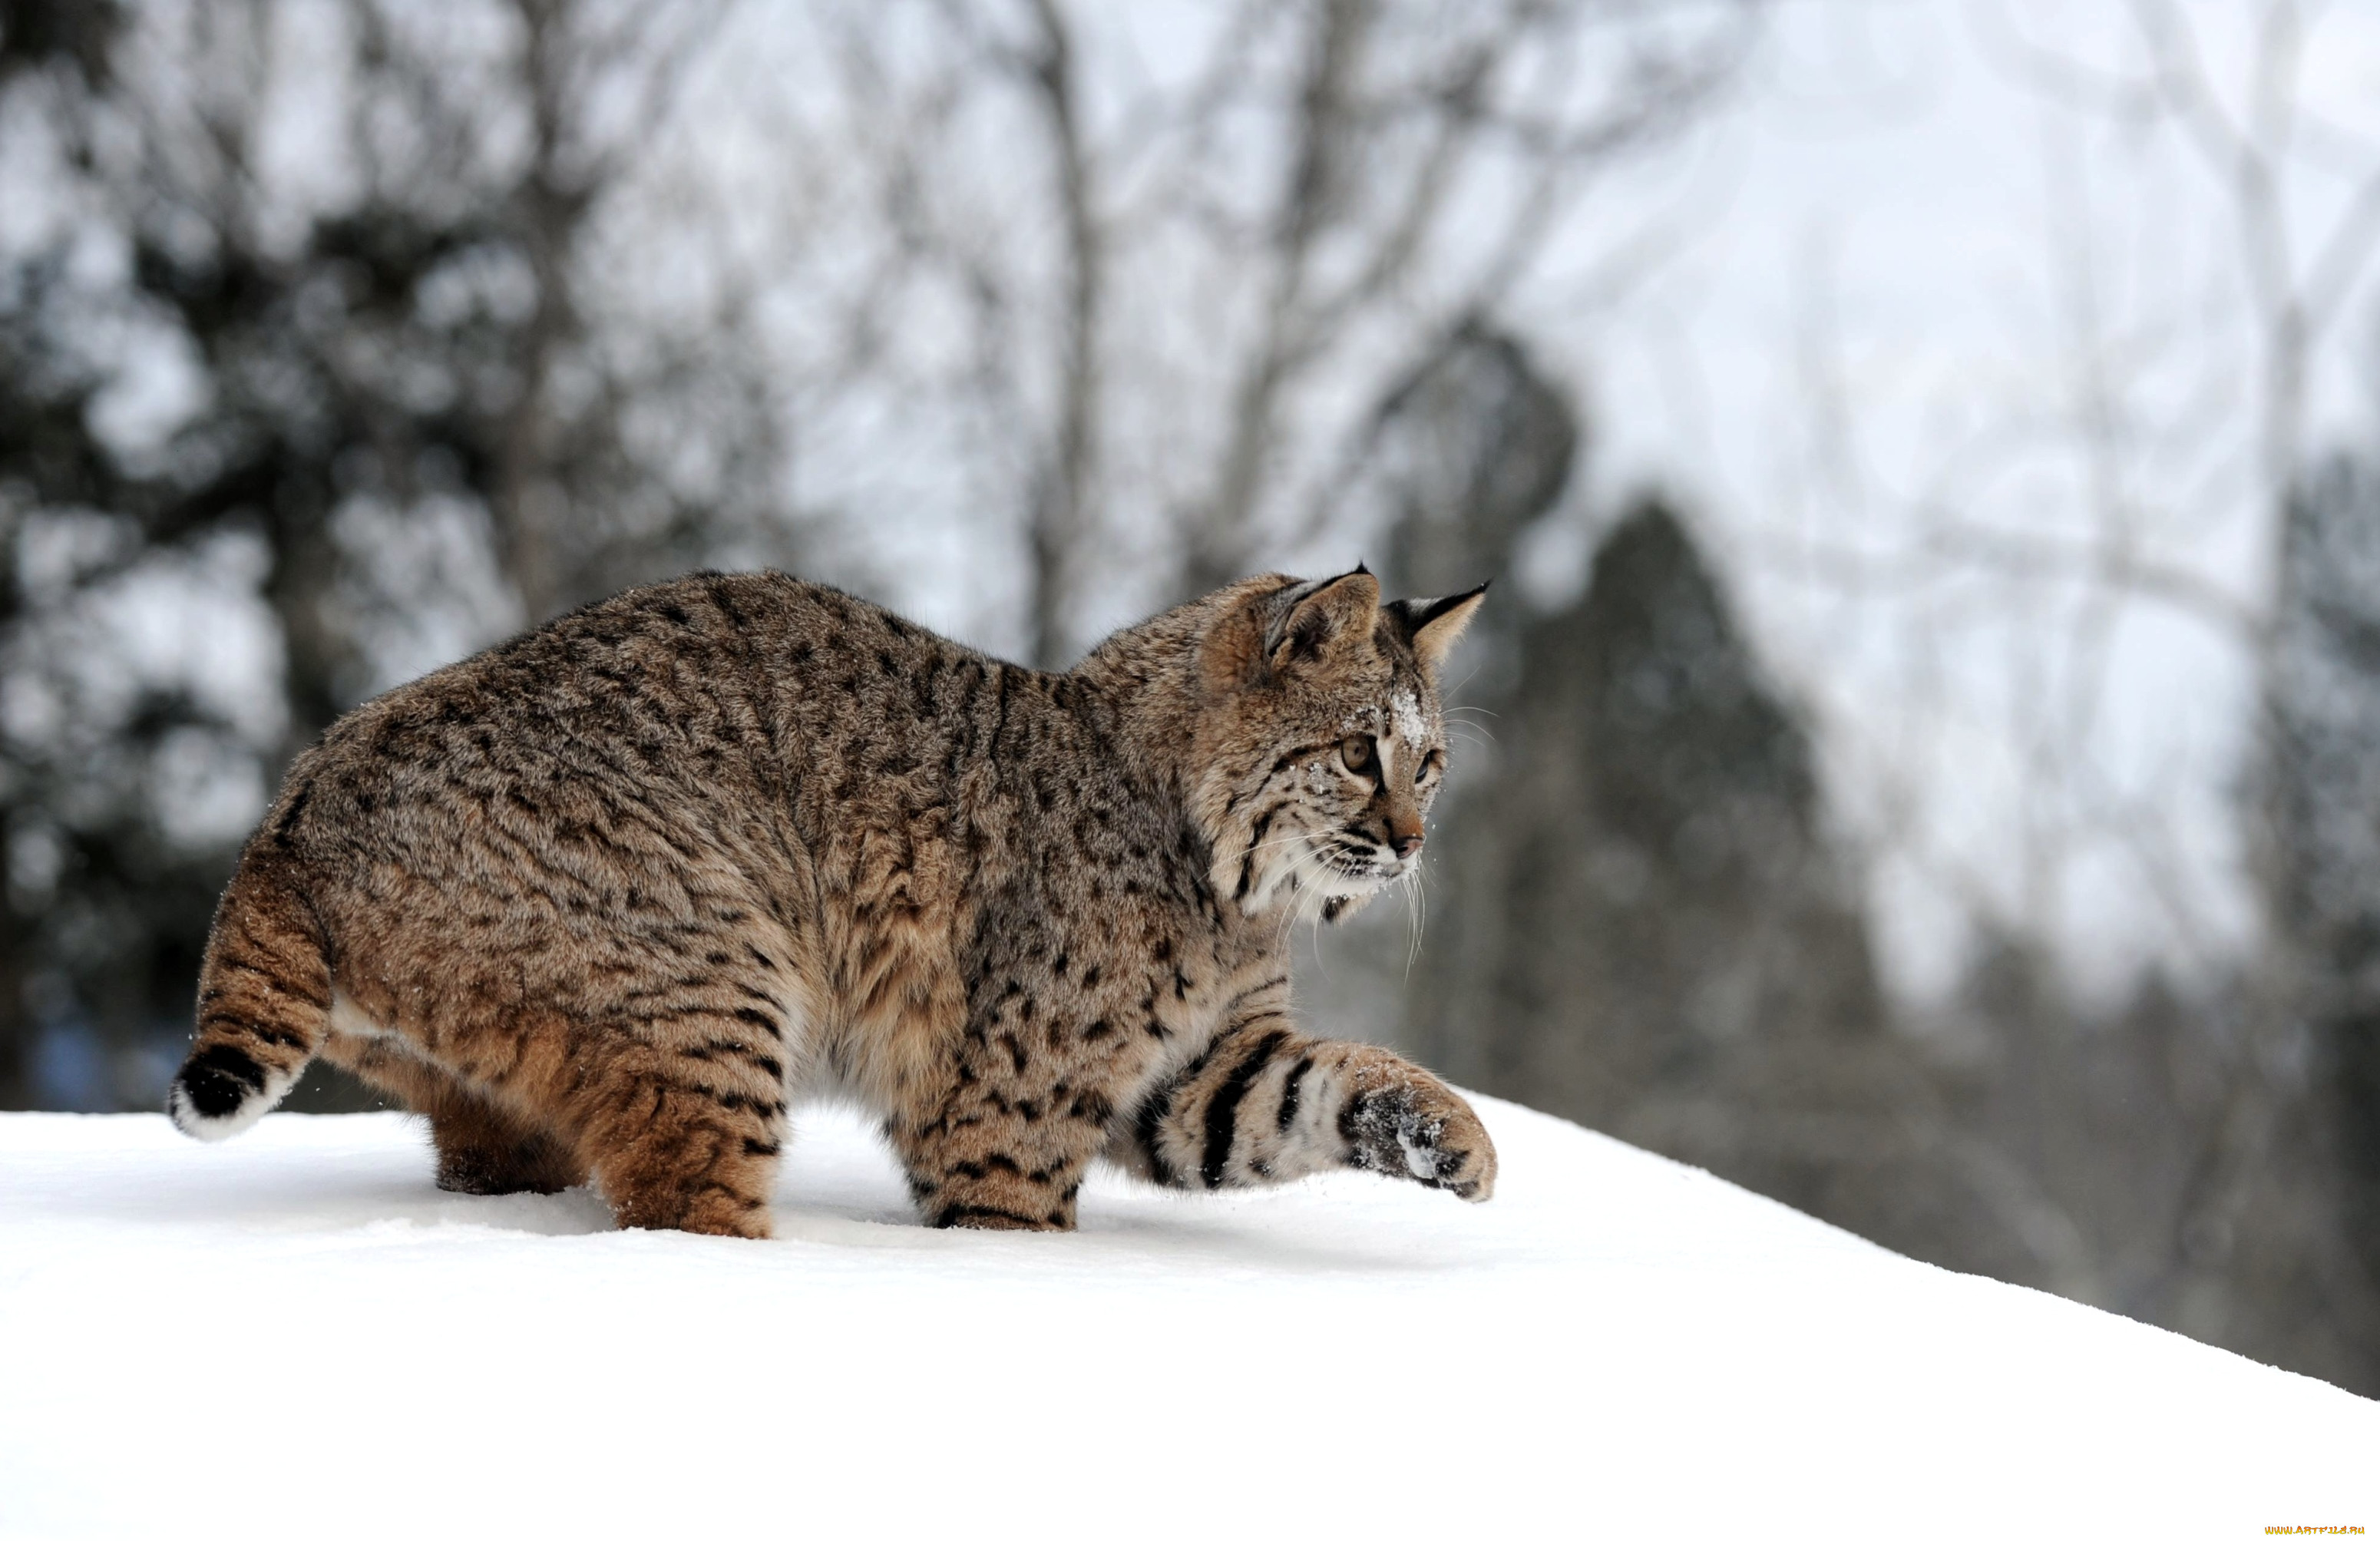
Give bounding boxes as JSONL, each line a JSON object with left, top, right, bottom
{"left": 1389, "top": 581, "right": 1489, "bottom": 670}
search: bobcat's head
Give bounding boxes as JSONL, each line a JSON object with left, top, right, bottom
{"left": 1188, "top": 568, "right": 1486, "bottom": 924}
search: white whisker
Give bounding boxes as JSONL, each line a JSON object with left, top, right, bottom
{"left": 1280, "top": 845, "right": 1336, "bottom": 983}
{"left": 1402, "top": 863, "right": 1426, "bottom": 977}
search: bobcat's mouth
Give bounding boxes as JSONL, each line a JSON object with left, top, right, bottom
{"left": 1313, "top": 834, "right": 1407, "bottom": 891}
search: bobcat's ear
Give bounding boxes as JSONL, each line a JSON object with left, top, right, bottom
{"left": 1387, "top": 582, "right": 1489, "bottom": 673}
{"left": 1265, "top": 567, "right": 1380, "bottom": 673}
{"left": 1200, "top": 590, "right": 1271, "bottom": 693}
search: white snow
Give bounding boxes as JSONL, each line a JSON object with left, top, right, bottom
{"left": 1395, "top": 1116, "right": 1441, "bottom": 1182}
{"left": 1, "top": 1096, "right": 2371, "bottom": 1539}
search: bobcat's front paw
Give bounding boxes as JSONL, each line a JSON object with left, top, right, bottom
{"left": 1341, "top": 1074, "right": 1497, "bottom": 1202}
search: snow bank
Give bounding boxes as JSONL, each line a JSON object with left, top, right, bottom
{"left": 2, "top": 1096, "right": 2371, "bottom": 1539}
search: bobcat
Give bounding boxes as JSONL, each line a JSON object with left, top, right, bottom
{"left": 168, "top": 567, "right": 1496, "bottom": 1235}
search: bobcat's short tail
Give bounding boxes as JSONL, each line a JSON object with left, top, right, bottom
{"left": 169, "top": 855, "right": 332, "bottom": 1141}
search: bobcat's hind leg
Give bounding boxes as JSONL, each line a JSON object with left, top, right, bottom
{"left": 323, "top": 1032, "right": 587, "bottom": 1196}
{"left": 431, "top": 1097, "right": 584, "bottom": 1197}
{"left": 564, "top": 1045, "right": 787, "bottom": 1239}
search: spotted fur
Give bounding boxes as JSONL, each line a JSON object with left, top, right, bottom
{"left": 169, "top": 567, "right": 1493, "bottom": 1235}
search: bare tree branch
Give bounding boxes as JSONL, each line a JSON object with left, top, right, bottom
{"left": 1019, "top": 0, "right": 1101, "bottom": 669}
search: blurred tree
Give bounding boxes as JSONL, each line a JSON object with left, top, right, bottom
{"left": 0, "top": 0, "right": 1762, "bottom": 1106}
{"left": 0, "top": 0, "right": 135, "bottom": 1109}
{"left": 1356, "top": 323, "right": 1991, "bottom": 1273}
{"left": 1924, "top": 937, "right": 2241, "bottom": 1317}
{"left": 1746, "top": 0, "right": 2380, "bottom": 1394}
{"left": 789, "top": 0, "right": 1760, "bottom": 665}
{"left": 0, "top": 0, "right": 802, "bottom": 1109}
{"left": 1375, "top": 319, "right": 1578, "bottom": 605}
{"left": 1403, "top": 498, "right": 1975, "bottom": 1245}
{"left": 1365, "top": 366, "right": 2380, "bottom": 1386}
{"left": 2252, "top": 452, "right": 2380, "bottom": 1386}
{"left": 0, "top": 0, "right": 119, "bottom": 81}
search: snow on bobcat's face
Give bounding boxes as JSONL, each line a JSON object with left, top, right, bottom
{"left": 1233, "top": 641, "right": 1451, "bottom": 924}
{"left": 1287, "top": 680, "right": 1448, "bottom": 912}
{"left": 1195, "top": 569, "right": 1483, "bottom": 925}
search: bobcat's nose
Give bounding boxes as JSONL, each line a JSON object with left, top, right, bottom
{"left": 1390, "top": 829, "right": 1424, "bottom": 860}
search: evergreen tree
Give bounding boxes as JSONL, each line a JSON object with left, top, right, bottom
{"left": 2258, "top": 452, "right": 2380, "bottom": 1372}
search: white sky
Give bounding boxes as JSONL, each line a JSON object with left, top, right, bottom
{"left": 1545, "top": 0, "right": 2380, "bottom": 1000}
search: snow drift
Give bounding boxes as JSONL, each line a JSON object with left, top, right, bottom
{"left": 1, "top": 1095, "right": 2371, "bottom": 1539}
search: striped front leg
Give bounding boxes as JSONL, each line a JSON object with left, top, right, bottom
{"left": 1116, "top": 1029, "right": 1496, "bottom": 1202}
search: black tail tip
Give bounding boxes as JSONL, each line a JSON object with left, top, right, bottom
{"left": 174, "top": 1043, "right": 267, "bottom": 1122}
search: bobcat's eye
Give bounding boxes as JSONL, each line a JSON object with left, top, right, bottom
{"left": 1415, "top": 749, "right": 1443, "bottom": 785}
{"left": 1340, "top": 735, "right": 1376, "bottom": 775}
